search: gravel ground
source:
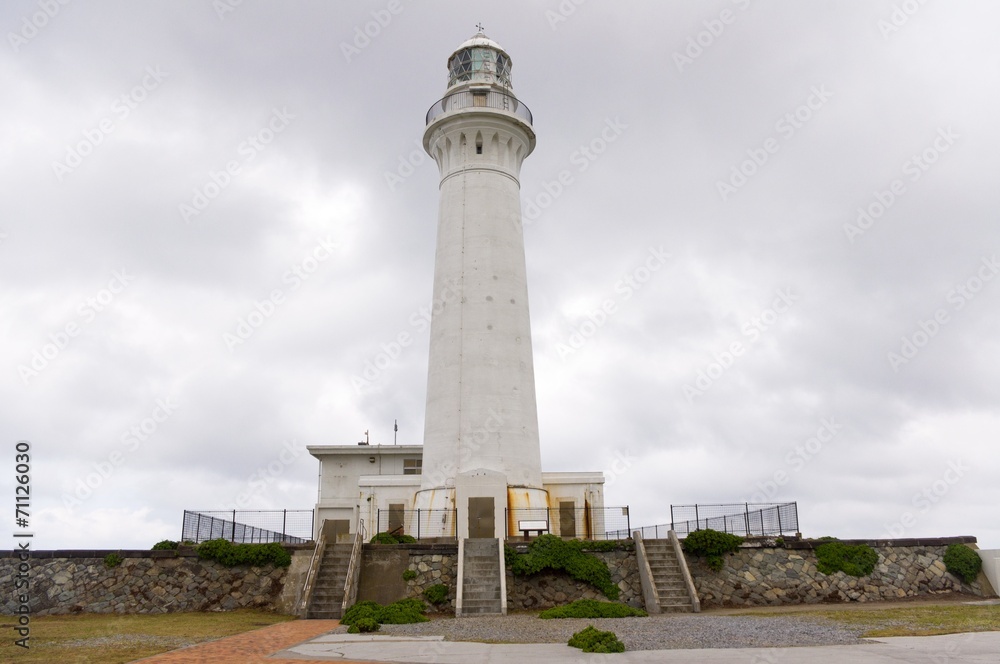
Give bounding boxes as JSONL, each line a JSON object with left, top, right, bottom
{"left": 338, "top": 614, "right": 868, "bottom": 651}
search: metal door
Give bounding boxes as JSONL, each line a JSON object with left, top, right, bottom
{"left": 468, "top": 497, "right": 495, "bottom": 538}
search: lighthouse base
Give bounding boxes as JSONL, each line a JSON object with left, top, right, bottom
{"left": 414, "top": 470, "right": 549, "bottom": 540}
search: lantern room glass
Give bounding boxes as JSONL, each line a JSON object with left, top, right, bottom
{"left": 448, "top": 47, "right": 512, "bottom": 88}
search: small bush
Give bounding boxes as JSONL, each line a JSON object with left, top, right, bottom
{"left": 195, "top": 539, "right": 291, "bottom": 568}
{"left": 682, "top": 529, "right": 744, "bottom": 571}
{"left": 944, "top": 544, "right": 982, "bottom": 583}
{"left": 103, "top": 553, "right": 123, "bottom": 568}
{"left": 505, "top": 535, "right": 619, "bottom": 599}
{"left": 539, "top": 599, "right": 647, "bottom": 619}
{"left": 370, "top": 532, "right": 417, "bottom": 545}
{"left": 402, "top": 569, "right": 417, "bottom": 581}
{"left": 773, "top": 537, "right": 785, "bottom": 548}
{"left": 347, "top": 617, "right": 380, "bottom": 634}
{"left": 151, "top": 540, "right": 179, "bottom": 551}
{"left": 341, "top": 598, "right": 428, "bottom": 627}
{"left": 568, "top": 625, "right": 625, "bottom": 653}
{"left": 815, "top": 541, "right": 878, "bottom": 577}
{"left": 422, "top": 583, "right": 449, "bottom": 605}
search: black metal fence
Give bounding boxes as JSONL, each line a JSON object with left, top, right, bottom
{"left": 181, "top": 510, "right": 314, "bottom": 544}
{"left": 633, "top": 502, "right": 799, "bottom": 539}
{"left": 426, "top": 89, "right": 533, "bottom": 125}
{"left": 507, "top": 506, "right": 631, "bottom": 541}
{"left": 375, "top": 508, "right": 457, "bottom": 540}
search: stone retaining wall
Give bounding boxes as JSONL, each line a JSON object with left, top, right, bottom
{"left": 1, "top": 547, "right": 312, "bottom": 617}
{"left": 506, "top": 549, "right": 643, "bottom": 609}
{"left": 685, "top": 538, "right": 993, "bottom": 608}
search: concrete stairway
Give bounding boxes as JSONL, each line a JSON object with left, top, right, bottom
{"left": 307, "top": 542, "right": 353, "bottom": 619}
{"left": 643, "top": 539, "right": 694, "bottom": 612}
{"left": 460, "top": 538, "right": 503, "bottom": 615}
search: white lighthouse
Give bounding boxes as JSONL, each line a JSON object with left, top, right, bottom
{"left": 413, "top": 31, "right": 548, "bottom": 539}
{"left": 308, "top": 32, "right": 605, "bottom": 545}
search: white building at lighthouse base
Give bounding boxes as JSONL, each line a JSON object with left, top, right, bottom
{"left": 307, "top": 443, "right": 605, "bottom": 542}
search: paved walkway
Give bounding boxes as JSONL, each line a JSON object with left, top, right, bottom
{"left": 276, "top": 631, "right": 1000, "bottom": 663}
{"left": 132, "top": 619, "right": 363, "bottom": 664}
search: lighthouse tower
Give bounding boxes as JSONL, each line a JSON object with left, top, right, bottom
{"left": 413, "top": 31, "right": 548, "bottom": 539}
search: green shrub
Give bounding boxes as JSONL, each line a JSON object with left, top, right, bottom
{"left": 773, "top": 537, "right": 785, "bottom": 548}
{"left": 568, "top": 625, "right": 625, "bottom": 653}
{"left": 944, "top": 544, "right": 982, "bottom": 583}
{"left": 151, "top": 540, "right": 179, "bottom": 551}
{"left": 402, "top": 569, "right": 417, "bottom": 581}
{"left": 341, "top": 598, "right": 428, "bottom": 626}
{"left": 539, "top": 599, "right": 646, "bottom": 619}
{"left": 505, "top": 535, "right": 619, "bottom": 600}
{"left": 682, "top": 529, "right": 744, "bottom": 571}
{"left": 103, "top": 553, "right": 123, "bottom": 568}
{"left": 195, "top": 539, "right": 291, "bottom": 568}
{"left": 815, "top": 540, "right": 878, "bottom": 577}
{"left": 347, "top": 617, "right": 380, "bottom": 634}
{"left": 370, "top": 532, "right": 417, "bottom": 544}
{"left": 422, "top": 583, "right": 449, "bottom": 605}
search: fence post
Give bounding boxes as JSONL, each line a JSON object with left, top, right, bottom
{"left": 625, "top": 506, "right": 630, "bottom": 537}
{"left": 377, "top": 508, "right": 380, "bottom": 534}
{"left": 417, "top": 509, "right": 421, "bottom": 540}
{"left": 282, "top": 509, "right": 287, "bottom": 542}
{"left": 776, "top": 505, "right": 783, "bottom": 535}
{"left": 670, "top": 505, "right": 674, "bottom": 532}
{"left": 793, "top": 502, "right": 799, "bottom": 534}
{"left": 694, "top": 504, "right": 699, "bottom": 532}
{"left": 231, "top": 510, "right": 237, "bottom": 542}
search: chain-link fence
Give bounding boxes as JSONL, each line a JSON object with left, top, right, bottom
{"left": 634, "top": 502, "right": 799, "bottom": 539}
{"left": 506, "top": 506, "right": 631, "bottom": 540}
{"left": 181, "top": 509, "right": 313, "bottom": 544}
{"left": 374, "top": 508, "right": 457, "bottom": 539}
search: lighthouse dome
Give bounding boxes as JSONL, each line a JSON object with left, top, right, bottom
{"left": 446, "top": 31, "right": 512, "bottom": 89}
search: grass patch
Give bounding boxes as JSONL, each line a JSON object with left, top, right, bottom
{"left": 539, "top": 599, "right": 647, "bottom": 619}
{"left": 0, "top": 609, "right": 296, "bottom": 664}
{"left": 731, "top": 604, "right": 1000, "bottom": 638}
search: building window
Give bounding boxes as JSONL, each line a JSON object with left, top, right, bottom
{"left": 403, "top": 458, "right": 422, "bottom": 475}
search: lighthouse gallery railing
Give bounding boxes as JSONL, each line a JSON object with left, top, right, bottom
{"left": 426, "top": 89, "right": 533, "bottom": 126}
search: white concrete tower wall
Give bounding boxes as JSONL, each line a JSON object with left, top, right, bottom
{"left": 422, "top": 116, "right": 541, "bottom": 486}
{"left": 415, "top": 34, "right": 547, "bottom": 522}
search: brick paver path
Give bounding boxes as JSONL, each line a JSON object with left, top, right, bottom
{"left": 133, "top": 619, "right": 373, "bottom": 663}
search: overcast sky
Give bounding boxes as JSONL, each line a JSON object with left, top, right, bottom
{"left": 3, "top": 1, "right": 999, "bottom": 551}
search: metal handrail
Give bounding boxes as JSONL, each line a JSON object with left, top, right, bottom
{"left": 341, "top": 518, "right": 366, "bottom": 615}
{"left": 298, "top": 520, "right": 327, "bottom": 617}
{"left": 425, "top": 89, "right": 532, "bottom": 126}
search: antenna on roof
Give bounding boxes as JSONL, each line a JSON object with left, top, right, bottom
{"left": 394, "top": 419, "right": 398, "bottom": 445}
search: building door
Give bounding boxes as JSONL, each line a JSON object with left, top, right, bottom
{"left": 559, "top": 501, "right": 576, "bottom": 538}
{"left": 322, "top": 519, "right": 350, "bottom": 543}
{"left": 468, "top": 497, "right": 495, "bottom": 538}
{"left": 388, "top": 503, "right": 405, "bottom": 536}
